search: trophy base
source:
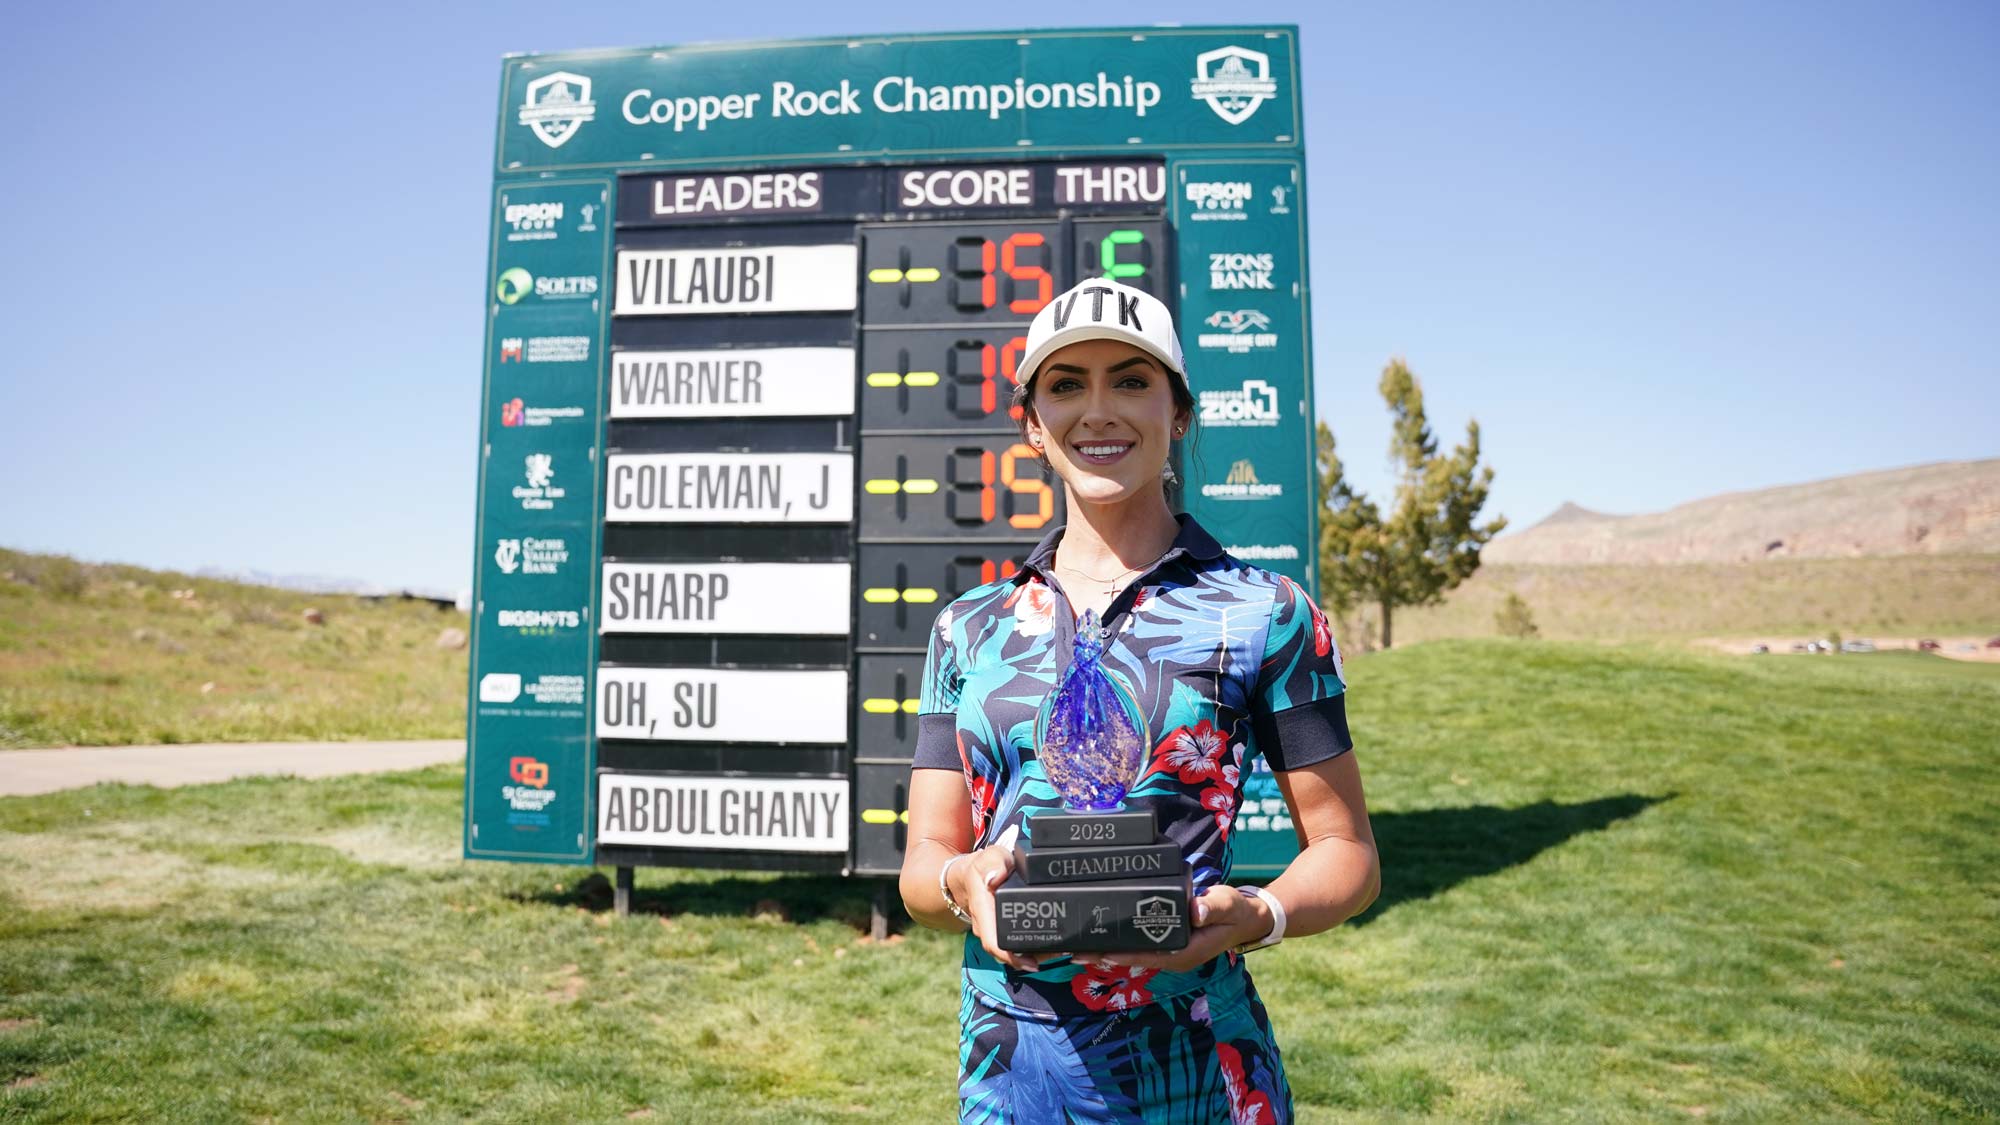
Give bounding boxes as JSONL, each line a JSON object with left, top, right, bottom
{"left": 993, "top": 868, "right": 1192, "bottom": 952}
{"left": 1012, "top": 838, "right": 1184, "bottom": 885}
{"left": 1023, "top": 807, "right": 1157, "bottom": 849}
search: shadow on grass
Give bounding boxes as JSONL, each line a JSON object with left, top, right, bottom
{"left": 1351, "top": 793, "right": 1665, "bottom": 925}
{"left": 512, "top": 793, "right": 1664, "bottom": 932}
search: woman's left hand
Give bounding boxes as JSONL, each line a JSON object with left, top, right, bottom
{"left": 1072, "top": 885, "right": 1270, "bottom": 974}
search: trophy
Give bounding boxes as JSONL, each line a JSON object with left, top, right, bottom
{"left": 994, "top": 612, "right": 1192, "bottom": 952}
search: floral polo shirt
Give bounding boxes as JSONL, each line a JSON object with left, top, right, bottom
{"left": 915, "top": 513, "right": 1352, "bottom": 1020}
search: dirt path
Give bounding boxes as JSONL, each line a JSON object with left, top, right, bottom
{"left": 0, "top": 739, "right": 462, "bottom": 798}
{"left": 1696, "top": 635, "right": 2000, "bottom": 662}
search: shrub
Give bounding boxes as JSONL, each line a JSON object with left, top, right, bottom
{"left": 1496, "top": 592, "right": 1540, "bottom": 638}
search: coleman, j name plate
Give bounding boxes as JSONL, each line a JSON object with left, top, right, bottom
{"left": 1013, "top": 839, "right": 1185, "bottom": 886}
{"left": 993, "top": 869, "right": 1191, "bottom": 952}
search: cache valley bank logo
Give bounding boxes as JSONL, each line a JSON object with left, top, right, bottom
{"left": 519, "top": 71, "right": 597, "bottom": 148}
{"left": 1190, "top": 47, "right": 1278, "bottom": 125}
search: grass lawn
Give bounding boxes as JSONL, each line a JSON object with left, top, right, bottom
{"left": 2, "top": 640, "right": 1996, "bottom": 1121}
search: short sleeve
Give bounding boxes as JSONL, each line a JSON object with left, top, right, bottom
{"left": 913, "top": 605, "right": 964, "bottom": 770}
{"left": 1249, "top": 577, "right": 1353, "bottom": 771}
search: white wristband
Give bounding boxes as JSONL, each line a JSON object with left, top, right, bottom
{"left": 1234, "top": 885, "right": 1286, "bottom": 952}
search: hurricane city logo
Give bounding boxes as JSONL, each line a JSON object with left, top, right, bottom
{"left": 525, "top": 453, "right": 554, "bottom": 489}
{"left": 518, "top": 71, "right": 597, "bottom": 149}
{"left": 1190, "top": 47, "right": 1278, "bottom": 125}
{"left": 500, "top": 337, "right": 523, "bottom": 362}
{"left": 509, "top": 756, "right": 551, "bottom": 788}
{"left": 495, "top": 539, "right": 521, "bottom": 575}
{"left": 1204, "top": 309, "right": 1273, "bottom": 334}
{"left": 501, "top": 398, "right": 526, "bottom": 427}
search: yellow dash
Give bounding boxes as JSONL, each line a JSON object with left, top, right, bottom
{"left": 866, "top": 372, "right": 902, "bottom": 388}
{"left": 861, "top": 808, "right": 899, "bottom": 825}
{"left": 902, "top": 479, "right": 940, "bottom": 494}
{"left": 868, "top": 268, "right": 905, "bottom": 283}
{"left": 901, "top": 699, "right": 920, "bottom": 714}
{"left": 862, "top": 588, "right": 900, "bottom": 604}
{"left": 904, "top": 371, "right": 940, "bottom": 387}
{"left": 902, "top": 588, "right": 940, "bottom": 604}
{"left": 863, "top": 479, "right": 901, "bottom": 495}
{"left": 862, "top": 698, "right": 899, "bottom": 714}
{"left": 905, "top": 267, "right": 941, "bottom": 283}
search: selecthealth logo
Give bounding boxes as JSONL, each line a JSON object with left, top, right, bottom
{"left": 496, "top": 268, "right": 533, "bottom": 305}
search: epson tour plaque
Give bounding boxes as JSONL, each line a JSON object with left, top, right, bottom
{"left": 994, "top": 612, "right": 1193, "bottom": 952}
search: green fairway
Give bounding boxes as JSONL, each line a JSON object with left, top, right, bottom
{"left": 3, "top": 640, "right": 1996, "bottom": 1121}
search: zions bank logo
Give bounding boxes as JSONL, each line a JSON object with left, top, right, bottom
{"left": 1190, "top": 47, "right": 1278, "bottom": 125}
{"left": 518, "top": 72, "right": 597, "bottom": 149}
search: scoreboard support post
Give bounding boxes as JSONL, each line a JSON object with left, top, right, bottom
{"left": 466, "top": 26, "right": 1320, "bottom": 895}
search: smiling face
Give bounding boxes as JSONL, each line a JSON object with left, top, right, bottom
{"left": 1021, "top": 338, "right": 1192, "bottom": 507}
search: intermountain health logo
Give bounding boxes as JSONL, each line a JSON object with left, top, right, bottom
{"left": 1202, "top": 459, "right": 1283, "bottom": 501}
{"left": 1190, "top": 47, "right": 1278, "bottom": 125}
{"left": 519, "top": 72, "right": 597, "bottom": 148}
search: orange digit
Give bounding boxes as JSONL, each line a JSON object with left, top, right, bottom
{"left": 981, "top": 451, "right": 996, "bottom": 522}
{"left": 980, "top": 343, "right": 998, "bottom": 415}
{"left": 1001, "top": 232, "right": 1051, "bottom": 314}
{"left": 1002, "top": 336, "right": 1027, "bottom": 421}
{"left": 1000, "top": 444, "right": 1054, "bottom": 529}
{"left": 981, "top": 240, "right": 997, "bottom": 309}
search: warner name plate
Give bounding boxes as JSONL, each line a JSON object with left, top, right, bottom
{"left": 993, "top": 870, "right": 1192, "bottom": 952}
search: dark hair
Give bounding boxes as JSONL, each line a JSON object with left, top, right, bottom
{"left": 1012, "top": 350, "right": 1199, "bottom": 479}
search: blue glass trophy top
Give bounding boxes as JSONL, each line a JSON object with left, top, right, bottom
{"left": 1039, "top": 610, "right": 1148, "bottom": 812}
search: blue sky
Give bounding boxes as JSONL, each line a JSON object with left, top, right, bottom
{"left": 2, "top": 1, "right": 1993, "bottom": 593}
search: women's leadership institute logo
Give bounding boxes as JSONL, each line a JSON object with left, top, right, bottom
{"left": 1190, "top": 47, "right": 1278, "bottom": 126}
{"left": 518, "top": 71, "right": 598, "bottom": 148}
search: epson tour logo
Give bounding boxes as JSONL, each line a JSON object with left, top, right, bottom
{"left": 1185, "top": 181, "right": 1251, "bottom": 222}
{"left": 1200, "top": 379, "right": 1280, "bottom": 427}
{"left": 504, "top": 201, "right": 562, "bottom": 242}
{"left": 1190, "top": 47, "right": 1277, "bottom": 125}
{"left": 519, "top": 72, "right": 597, "bottom": 149}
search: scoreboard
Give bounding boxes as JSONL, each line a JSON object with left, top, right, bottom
{"left": 466, "top": 28, "right": 1318, "bottom": 883}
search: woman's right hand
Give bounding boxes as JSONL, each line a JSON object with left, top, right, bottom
{"left": 950, "top": 829, "right": 1043, "bottom": 973}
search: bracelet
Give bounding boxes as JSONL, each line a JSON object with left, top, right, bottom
{"left": 1233, "top": 885, "right": 1286, "bottom": 953}
{"left": 938, "top": 854, "right": 973, "bottom": 927}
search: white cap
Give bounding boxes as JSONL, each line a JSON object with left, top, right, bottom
{"left": 1016, "top": 278, "right": 1186, "bottom": 385}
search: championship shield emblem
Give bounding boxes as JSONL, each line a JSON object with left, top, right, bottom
{"left": 1132, "top": 895, "right": 1182, "bottom": 945}
{"left": 1190, "top": 47, "right": 1278, "bottom": 126}
{"left": 518, "top": 71, "right": 598, "bottom": 149}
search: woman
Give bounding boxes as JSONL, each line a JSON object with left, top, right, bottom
{"left": 899, "top": 278, "right": 1379, "bottom": 1124}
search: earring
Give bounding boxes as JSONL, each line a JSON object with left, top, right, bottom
{"left": 1162, "top": 463, "right": 1179, "bottom": 485}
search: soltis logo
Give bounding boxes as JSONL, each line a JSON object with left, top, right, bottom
{"left": 1199, "top": 379, "right": 1280, "bottom": 426}
{"left": 495, "top": 267, "right": 532, "bottom": 305}
{"left": 500, "top": 337, "right": 523, "bottom": 362}
{"left": 518, "top": 72, "right": 597, "bottom": 149}
{"left": 509, "top": 757, "right": 551, "bottom": 788}
{"left": 1190, "top": 47, "right": 1278, "bottom": 125}
{"left": 502, "top": 398, "right": 526, "bottom": 427}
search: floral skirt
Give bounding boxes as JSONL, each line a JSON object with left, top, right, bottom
{"left": 956, "top": 961, "right": 1291, "bottom": 1124}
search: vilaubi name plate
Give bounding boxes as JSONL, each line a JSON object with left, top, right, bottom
{"left": 993, "top": 870, "right": 1191, "bottom": 952}
{"left": 1024, "top": 808, "right": 1156, "bottom": 849}
{"left": 1013, "top": 840, "right": 1184, "bottom": 885}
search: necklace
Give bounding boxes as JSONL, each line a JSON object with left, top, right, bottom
{"left": 1055, "top": 556, "right": 1150, "bottom": 599}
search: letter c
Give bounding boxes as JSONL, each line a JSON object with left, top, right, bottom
{"left": 623, "top": 89, "right": 652, "bottom": 124}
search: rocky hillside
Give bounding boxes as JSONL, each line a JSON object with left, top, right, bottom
{"left": 1486, "top": 459, "right": 2000, "bottom": 565}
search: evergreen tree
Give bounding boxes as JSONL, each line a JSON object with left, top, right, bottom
{"left": 1317, "top": 358, "right": 1508, "bottom": 648}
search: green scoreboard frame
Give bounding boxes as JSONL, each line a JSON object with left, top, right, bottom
{"left": 465, "top": 26, "right": 1318, "bottom": 885}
